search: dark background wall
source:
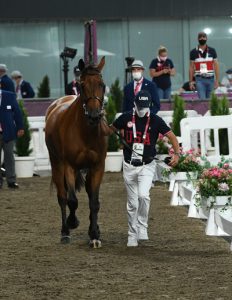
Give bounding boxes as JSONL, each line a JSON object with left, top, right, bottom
{"left": 0, "top": 0, "right": 232, "bottom": 19}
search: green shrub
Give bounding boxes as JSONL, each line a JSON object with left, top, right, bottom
{"left": 209, "top": 93, "right": 219, "bottom": 116}
{"left": 110, "top": 78, "right": 123, "bottom": 112}
{"left": 37, "top": 75, "right": 50, "bottom": 98}
{"left": 105, "top": 96, "right": 119, "bottom": 151}
{"left": 209, "top": 94, "right": 230, "bottom": 155}
{"left": 15, "top": 100, "right": 33, "bottom": 156}
{"left": 172, "top": 95, "right": 187, "bottom": 136}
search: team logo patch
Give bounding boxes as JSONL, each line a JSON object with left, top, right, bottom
{"left": 127, "top": 121, "right": 133, "bottom": 128}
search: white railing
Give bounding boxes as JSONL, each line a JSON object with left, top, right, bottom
{"left": 181, "top": 115, "right": 232, "bottom": 163}
{"left": 28, "top": 116, "right": 50, "bottom": 171}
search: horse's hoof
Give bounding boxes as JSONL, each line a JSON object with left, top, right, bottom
{"left": 67, "top": 216, "right": 80, "bottom": 229}
{"left": 61, "top": 235, "right": 71, "bottom": 244}
{"left": 89, "top": 239, "right": 102, "bottom": 249}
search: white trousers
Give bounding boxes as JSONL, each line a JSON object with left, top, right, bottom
{"left": 123, "top": 160, "right": 156, "bottom": 238}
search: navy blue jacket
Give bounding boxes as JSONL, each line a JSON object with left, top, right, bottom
{"left": 20, "top": 80, "right": 35, "bottom": 98}
{"left": 122, "top": 78, "right": 160, "bottom": 114}
{"left": 0, "top": 75, "right": 15, "bottom": 93}
{"left": 0, "top": 90, "right": 24, "bottom": 142}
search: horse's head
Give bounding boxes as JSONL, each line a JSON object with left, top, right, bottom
{"left": 78, "top": 57, "right": 106, "bottom": 126}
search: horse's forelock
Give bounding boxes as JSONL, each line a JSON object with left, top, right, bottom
{"left": 81, "top": 65, "right": 101, "bottom": 77}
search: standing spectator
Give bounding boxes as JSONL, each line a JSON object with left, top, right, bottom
{"left": 189, "top": 32, "right": 219, "bottom": 99}
{"left": 112, "top": 90, "right": 180, "bottom": 247}
{"left": 0, "top": 89, "right": 24, "bottom": 189}
{"left": 149, "top": 46, "right": 176, "bottom": 100}
{"left": 122, "top": 60, "right": 160, "bottom": 114}
{"left": 0, "top": 64, "right": 15, "bottom": 93}
{"left": 11, "top": 70, "right": 35, "bottom": 99}
{"left": 66, "top": 66, "right": 81, "bottom": 96}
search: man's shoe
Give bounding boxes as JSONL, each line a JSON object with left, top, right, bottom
{"left": 127, "top": 236, "right": 138, "bottom": 247}
{"left": 8, "top": 182, "right": 19, "bottom": 189}
{"left": 138, "top": 229, "right": 149, "bottom": 241}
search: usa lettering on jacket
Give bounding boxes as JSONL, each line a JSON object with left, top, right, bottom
{"left": 125, "top": 130, "right": 151, "bottom": 145}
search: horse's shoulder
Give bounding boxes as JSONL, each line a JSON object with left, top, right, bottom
{"left": 45, "top": 95, "right": 78, "bottom": 121}
{"left": 56, "top": 95, "right": 77, "bottom": 106}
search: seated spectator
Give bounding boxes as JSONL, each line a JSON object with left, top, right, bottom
{"left": 179, "top": 79, "right": 196, "bottom": 93}
{"left": 11, "top": 70, "right": 35, "bottom": 99}
{"left": 221, "top": 68, "right": 232, "bottom": 91}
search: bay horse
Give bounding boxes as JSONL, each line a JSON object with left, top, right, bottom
{"left": 45, "top": 57, "right": 107, "bottom": 247}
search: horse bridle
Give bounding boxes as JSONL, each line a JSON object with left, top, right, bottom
{"left": 82, "top": 95, "right": 104, "bottom": 117}
{"left": 80, "top": 70, "right": 105, "bottom": 118}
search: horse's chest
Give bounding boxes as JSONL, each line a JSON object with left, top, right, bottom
{"left": 68, "top": 149, "right": 102, "bottom": 168}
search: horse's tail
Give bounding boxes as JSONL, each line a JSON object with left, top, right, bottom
{"left": 75, "top": 170, "right": 85, "bottom": 192}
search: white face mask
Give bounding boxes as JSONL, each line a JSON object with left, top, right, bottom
{"left": 228, "top": 74, "right": 232, "bottom": 80}
{"left": 159, "top": 56, "right": 167, "bottom": 62}
{"left": 132, "top": 71, "right": 143, "bottom": 81}
{"left": 135, "top": 104, "right": 150, "bottom": 118}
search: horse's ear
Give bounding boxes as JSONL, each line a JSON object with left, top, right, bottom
{"left": 78, "top": 59, "right": 85, "bottom": 72}
{"left": 97, "top": 56, "right": 105, "bottom": 72}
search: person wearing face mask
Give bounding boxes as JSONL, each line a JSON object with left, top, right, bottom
{"left": 122, "top": 60, "right": 160, "bottom": 114}
{"left": 111, "top": 90, "right": 180, "bottom": 247}
{"left": 66, "top": 65, "right": 81, "bottom": 96}
{"left": 149, "top": 46, "right": 176, "bottom": 100}
{"left": 221, "top": 68, "right": 232, "bottom": 91}
{"left": 189, "top": 32, "right": 219, "bottom": 99}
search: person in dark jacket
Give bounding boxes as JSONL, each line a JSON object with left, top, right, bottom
{"left": 0, "top": 64, "right": 15, "bottom": 93}
{"left": 11, "top": 70, "right": 35, "bottom": 99}
{"left": 0, "top": 89, "right": 24, "bottom": 188}
{"left": 66, "top": 66, "right": 81, "bottom": 96}
{"left": 122, "top": 60, "right": 160, "bottom": 114}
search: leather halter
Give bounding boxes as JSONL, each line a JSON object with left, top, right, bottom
{"left": 80, "top": 68, "right": 105, "bottom": 118}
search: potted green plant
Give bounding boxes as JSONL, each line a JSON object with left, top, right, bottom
{"left": 110, "top": 78, "right": 123, "bottom": 112}
{"left": 172, "top": 95, "right": 187, "bottom": 137}
{"left": 104, "top": 96, "right": 123, "bottom": 172}
{"left": 209, "top": 94, "right": 230, "bottom": 155}
{"left": 14, "top": 100, "right": 35, "bottom": 177}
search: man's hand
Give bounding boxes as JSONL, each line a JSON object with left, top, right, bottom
{"left": 163, "top": 68, "right": 169, "bottom": 74}
{"left": 168, "top": 154, "right": 179, "bottom": 167}
{"left": 17, "top": 129, "right": 24, "bottom": 137}
{"left": 189, "top": 81, "right": 195, "bottom": 91}
{"left": 214, "top": 80, "right": 219, "bottom": 89}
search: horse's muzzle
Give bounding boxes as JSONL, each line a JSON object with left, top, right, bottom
{"left": 87, "top": 110, "right": 102, "bottom": 126}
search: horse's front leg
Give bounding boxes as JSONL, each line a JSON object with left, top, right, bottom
{"left": 85, "top": 166, "right": 104, "bottom": 248}
{"left": 51, "top": 162, "right": 70, "bottom": 244}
